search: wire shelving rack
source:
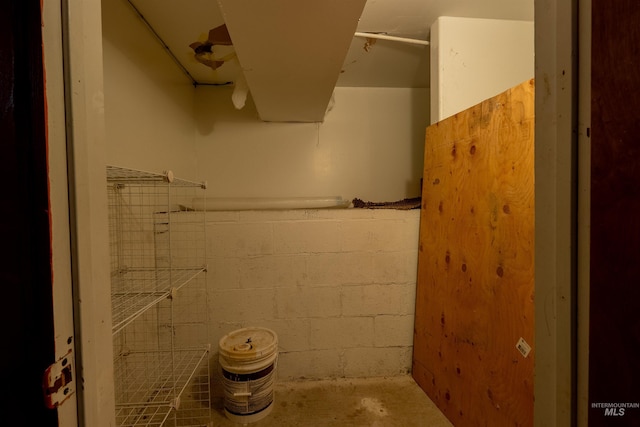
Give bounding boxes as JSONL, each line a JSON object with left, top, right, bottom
{"left": 107, "top": 165, "right": 211, "bottom": 427}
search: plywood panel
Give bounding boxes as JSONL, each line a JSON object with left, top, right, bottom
{"left": 413, "top": 79, "right": 535, "bottom": 426}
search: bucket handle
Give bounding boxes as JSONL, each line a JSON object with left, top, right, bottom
{"left": 233, "top": 391, "right": 252, "bottom": 397}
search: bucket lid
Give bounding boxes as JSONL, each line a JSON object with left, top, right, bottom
{"left": 219, "top": 327, "right": 278, "bottom": 362}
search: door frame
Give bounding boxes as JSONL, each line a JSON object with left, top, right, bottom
{"left": 42, "top": 0, "right": 79, "bottom": 424}
{"left": 52, "top": 0, "right": 116, "bottom": 425}
{"left": 576, "top": 0, "right": 591, "bottom": 425}
{"left": 44, "top": 0, "right": 582, "bottom": 425}
{"left": 534, "top": 0, "right": 579, "bottom": 425}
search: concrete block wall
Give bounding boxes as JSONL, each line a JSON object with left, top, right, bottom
{"left": 206, "top": 208, "right": 420, "bottom": 380}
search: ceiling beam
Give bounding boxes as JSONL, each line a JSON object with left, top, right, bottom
{"left": 218, "top": 0, "right": 367, "bottom": 122}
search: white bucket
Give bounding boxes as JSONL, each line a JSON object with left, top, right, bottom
{"left": 218, "top": 327, "right": 278, "bottom": 423}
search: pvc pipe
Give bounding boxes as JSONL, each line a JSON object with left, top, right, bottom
{"left": 354, "top": 32, "right": 430, "bottom": 46}
{"left": 191, "top": 197, "right": 351, "bottom": 211}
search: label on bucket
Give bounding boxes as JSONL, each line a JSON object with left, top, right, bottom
{"left": 222, "top": 365, "right": 276, "bottom": 415}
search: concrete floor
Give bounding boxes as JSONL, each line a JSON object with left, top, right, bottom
{"left": 210, "top": 376, "right": 453, "bottom": 426}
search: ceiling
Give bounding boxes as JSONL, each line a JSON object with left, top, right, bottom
{"left": 126, "top": 0, "right": 533, "bottom": 89}
{"left": 125, "top": 0, "right": 532, "bottom": 121}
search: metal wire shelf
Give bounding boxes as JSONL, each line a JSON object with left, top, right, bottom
{"left": 111, "top": 267, "right": 206, "bottom": 335}
{"left": 114, "top": 348, "right": 210, "bottom": 427}
{"left": 107, "top": 166, "right": 211, "bottom": 427}
{"left": 107, "top": 165, "right": 207, "bottom": 188}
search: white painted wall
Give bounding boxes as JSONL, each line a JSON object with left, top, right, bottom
{"left": 102, "top": 0, "right": 429, "bottom": 202}
{"left": 102, "top": 0, "right": 198, "bottom": 181}
{"left": 430, "top": 16, "right": 534, "bottom": 123}
{"left": 194, "top": 86, "right": 429, "bottom": 202}
{"left": 206, "top": 209, "right": 420, "bottom": 381}
{"left": 102, "top": 1, "right": 430, "bottom": 202}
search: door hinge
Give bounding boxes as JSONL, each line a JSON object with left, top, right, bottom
{"left": 43, "top": 349, "right": 75, "bottom": 409}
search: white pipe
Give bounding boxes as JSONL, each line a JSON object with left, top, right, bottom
{"left": 190, "top": 197, "right": 351, "bottom": 211}
{"left": 354, "top": 32, "right": 430, "bottom": 46}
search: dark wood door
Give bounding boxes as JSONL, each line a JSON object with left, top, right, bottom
{"left": 413, "top": 80, "right": 535, "bottom": 426}
{"left": 589, "top": 0, "right": 640, "bottom": 424}
{"left": 0, "top": 1, "right": 58, "bottom": 425}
